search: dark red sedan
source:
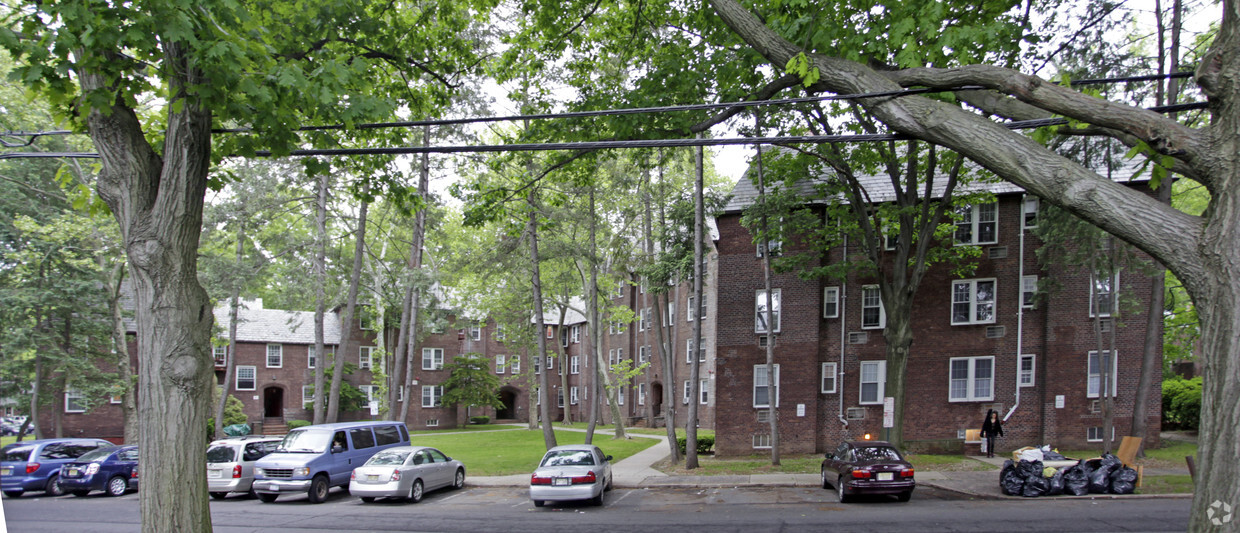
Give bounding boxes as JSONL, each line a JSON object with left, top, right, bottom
{"left": 820, "top": 440, "right": 915, "bottom": 503}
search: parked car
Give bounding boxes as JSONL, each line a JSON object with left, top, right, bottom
{"left": 820, "top": 440, "right": 915, "bottom": 503}
{"left": 206, "top": 435, "right": 283, "bottom": 500}
{"left": 349, "top": 446, "right": 465, "bottom": 503}
{"left": 58, "top": 445, "right": 139, "bottom": 497}
{"left": 252, "top": 421, "right": 410, "bottom": 503}
{"left": 529, "top": 444, "right": 613, "bottom": 507}
{"left": 1, "top": 438, "right": 115, "bottom": 497}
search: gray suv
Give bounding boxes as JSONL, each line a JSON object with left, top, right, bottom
{"left": 206, "top": 435, "right": 283, "bottom": 499}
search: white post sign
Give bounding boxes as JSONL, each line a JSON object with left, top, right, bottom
{"left": 882, "top": 397, "right": 895, "bottom": 428}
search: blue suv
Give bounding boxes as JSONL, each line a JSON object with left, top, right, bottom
{"left": 1, "top": 438, "right": 115, "bottom": 497}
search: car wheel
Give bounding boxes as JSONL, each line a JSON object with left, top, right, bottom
{"left": 45, "top": 474, "right": 64, "bottom": 497}
{"left": 71, "top": 490, "right": 91, "bottom": 497}
{"left": 452, "top": 468, "right": 465, "bottom": 490}
{"left": 307, "top": 475, "right": 330, "bottom": 504}
{"left": 360, "top": 496, "right": 375, "bottom": 503}
{"left": 591, "top": 491, "right": 604, "bottom": 506}
{"left": 821, "top": 468, "right": 831, "bottom": 489}
{"left": 408, "top": 479, "right": 424, "bottom": 503}
{"left": 897, "top": 491, "right": 912, "bottom": 502}
{"left": 836, "top": 477, "right": 850, "bottom": 503}
{"left": 605, "top": 474, "right": 613, "bottom": 492}
{"left": 257, "top": 493, "right": 279, "bottom": 503}
{"left": 106, "top": 476, "right": 128, "bottom": 497}
{"left": 533, "top": 500, "right": 545, "bottom": 507}
{"left": 4, "top": 490, "right": 23, "bottom": 498}
{"left": 209, "top": 492, "right": 228, "bottom": 500}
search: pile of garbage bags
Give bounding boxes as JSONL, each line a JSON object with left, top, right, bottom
{"left": 1000, "top": 453, "right": 1138, "bottom": 497}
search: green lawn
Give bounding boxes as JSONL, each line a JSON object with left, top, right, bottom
{"left": 1138, "top": 474, "right": 1194, "bottom": 495}
{"left": 905, "top": 453, "right": 998, "bottom": 471}
{"left": 1057, "top": 439, "right": 1197, "bottom": 470}
{"left": 409, "top": 427, "right": 659, "bottom": 476}
{"left": 655, "top": 453, "right": 821, "bottom": 475}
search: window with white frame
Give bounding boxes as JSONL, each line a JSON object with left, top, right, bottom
{"left": 559, "top": 328, "right": 569, "bottom": 348}
{"left": 556, "top": 389, "right": 564, "bottom": 408}
{"left": 1021, "top": 275, "right": 1038, "bottom": 308}
{"left": 638, "top": 345, "right": 650, "bottom": 364}
{"left": 421, "top": 386, "right": 443, "bottom": 407}
{"left": 755, "top": 289, "right": 781, "bottom": 333}
{"left": 753, "top": 434, "right": 773, "bottom": 448}
{"left": 571, "top": 325, "right": 580, "bottom": 343}
{"left": 687, "top": 295, "right": 706, "bottom": 321}
{"left": 359, "top": 346, "right": 374, "bottom": 370}
{"left": 306, "top": 345, "right": 316, "bottom": 369}
{"left": 534, "top": 354, "right": 542, "bottom": 374}
{"left": 1019, "top": 354, "right": 1036, "bottom": 387}
{"left": 570, "top": 356, "right": 580, "bottom": 374}
{"left": 359, "top": 315, "right": 373, "bottom": 330}
{"left": 426, "top": 419, "right": 439, "bottom": 427}
{"left": 496, "top": 354, "right": 506, "bottom": 374}
{"left": 570, "top": 387, "right": 579, "bottom": 405}
{"left": 1090, "top": 273, "right": 1118, "bottom": 317}
{"left": 267, "top": 344, "right": 283, "bottom": 368}
{"left": 683, "top": 380, "right": 691, "bottom": 404}
{"left": 639, "top": 308, "right": 651, "bottom": 331}
{"left": 510, "top": 355, "right": 520, "bottom": 374}
{"left": 861, "top": 285, "right": 885, "bottom": 330}
{"left": 495, "top": 324, "right": 505, "bottom": 340}
{"left": 608, "top": 349, "right": 617, "bottom": 366}
{"left": 546, "top": 326, "right": 554, "bottom": 339}
{"left": 821, "top": 362, "right": 838, "bottom": 393}
{"left": 213, "top": 345, "right": 227, "bottom": 365}
{"left": 608, "top": 321, "right": 617, "bottom": 335}
{"left": 753, "top": 364, "right": 781, "bottom": 408}
{"left": 1023, "top": 196, "right": 1039, "bottom": 228}
{"left": 64, "top": 389, "right": 86, "bottom": 413}
{"left": 954, "top": 202, "right": 998, "bottom": 245}
{"left": 302, "top": 385, "right": 314, "bottom": 407}
{"left": 948, "top": 356, "right": 994, "bottom": 402}
{"left": 614, "top": 349, "right": 622, "bottom": 362}
{"left": 823, "top": 287, "right": 840, "bottom": 319}
{"left": 236, "top": 366, "right": 256, "bottom": 391}
{"left": 1087, "top": 426, "right": 1114, "bottom": 442}
{"left": 638, "top": 383, "right": 646, "bottom": 405}
{"left": 1087, "top": 351, "right": 1118, "bottom": 398}
{"left": 700, "top": 379, "right": 709, "bottom": 404}
{"left": 685, "top": 338, "right": 705, "bottom": 363}
{"left": 617, "top": 387, "right": 625, "bottom": 405}
{"left": 757, "top": 234, "right": 782, "bottom": 257}
{"left": 397, "top": 385, "right": 404, "bottom": 402}
{"left": 951, "top": 279, "right": 997, "bottom": 325}
{"left": 422, "top": 348, "right": 444, "bottom": 370}
{"left": 859, "top": 360, "right": 885, "bottom": 404}
{"left": 469, "top": 325, "right": 482, "bottom": 341}
{"left": 360, "top": 385, "right": 378, "bottom": 402}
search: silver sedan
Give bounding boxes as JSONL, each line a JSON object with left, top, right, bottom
{"left": 348, "top": 446, "right": 464, "bottom": 503}
{"left": 529, "top": 444, "right": 613, "bottom": 507}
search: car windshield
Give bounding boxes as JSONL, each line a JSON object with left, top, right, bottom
{"left": 366, "top": 450, "right": 410, "bottom": 466}
{"left": 1, "top": 445, "right": 34, "bottom": 462}
{"left": 76, "top": 447, "right": 116, "bottom": 463}
{"left": 277, "top": 430, "right": 330, "bottom": 453}
{"left": 540, "top": 450, "right": 594, "bottom": 467}
{"left": 206, "top": 445, "right": 237, "bottom": 463}
{"left": 855, "top": 446, "right": 903, "bottom": 462}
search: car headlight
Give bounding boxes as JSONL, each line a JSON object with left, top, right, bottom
{"left": 294, "top": 467, "right": 310, "bottom": 477}
{"left": 254, "top": 468, "right": 264, "bottom": 476}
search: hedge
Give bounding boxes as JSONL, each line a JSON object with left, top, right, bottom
{"left": 676, "top": 435, "right": 715, "bottom": 455}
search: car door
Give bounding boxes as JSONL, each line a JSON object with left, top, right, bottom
{"left": 117, "top": 448, "right": 139, "bottom": 489}
{"left": 424, "top": 448, "right": 453, "bottom": 490}
{"left": 592, "top": 447, "right": 611, "bottom": 486}
{"left": 339, "top": 428, "right": 376, "bottom": 486}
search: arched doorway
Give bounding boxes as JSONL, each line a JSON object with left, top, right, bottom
{"left": 651, "top": 382, "right": 664, "bottom": 419}
{"left": 496, "top": 387, "right": 518, "bottom": 420}
{"left": 263, "top": 386, "right": 284, "bottom": 419}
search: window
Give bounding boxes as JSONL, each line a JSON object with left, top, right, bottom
{"left": 510, "top": 355, "right": 520, "bottom": 374}
{"left": 1091, "top": 273, "right": 1118, "bottom": 317}
{"left": 374, "top": 425, "right": 402, "bottom": 446}
{"left": 955, "top": 202, "right": 998, "bottom": 245}
{"left": 638, "top": 345, "right": 650, "bottom": 364}
{"left": 421, "top": 386, "right": 443, "bottom": 407}
{"left": 212, "top": 345, "right": 227, "bottom": 366}
{"left": 1087, "top": 427, "right": 1114, "bottom": 442}
{"left": 608, "top": 349, "right": 616, "bottom": 366}
{"left": 951, "top": 279, "right": 997, "bottom": 325}
{"left": 859, "top": 361, "right": 886, "bottom": 404}
{"left": 1021, "top": 275, "right": 1038, "bottom": 308}
{"left": 757, "top": 236, "right": 782, "bottom": 257}
{"left": 861, "top": 285, "right": 885, "bottom": 330}
{"left": 664, "top": 301, "right": 675, "bottom": 326}
{"left": 535, "top": 355, "right": 542, "bottom": 374}
{"left": 236, "top": 366, "right": 256, "bottom": 391}
{"left": 821, "top": 362, "right": 837, "bottom": 393}
{"left": 570, "top": 356, "right": 580, "bottom": 374}
{"left": 638, "top": 383, "right": 646, "bottom": 405}
{"left": 422, "top": 348, "right": 443, "bottom": 370}
{"left": 494, "top": 324, "right": 505, "bottom": 340}
{"left": 571, "top": 325, "right": 580, "bottom": 343}
{"left": 823, "top": 287, "right": 840, "bottom": 319}
{"left": 359, "top": 316, "right": 373, "bottom": 331}
{"left": 360, "top": 385, "right": 378, "bottom": 402}
{"left": 617, "top": 387, "right": 625, "bottom": 405}
{"left": 570, "top": 387, "right": 579, "bottom": 405}
{"left": 1087, "top": 351, "right": 1118, "bottom": 398}
{"left": 684, "top": 338, "right": 705, "bottom": 363}
{"left": 700, "top": 379, "right": 709, "bottom": 404}
{"left": 426, "top": 419, "right": 439, "bottom": 427}
{"left": 614, "top": 349, "right": 622, "bottom": 363}
{"left": 755, "top": 289, "right": 781, "bottom": 333}
{"left": 1019, "top": 354, "right": 1036, "bottom": 387}
{"left": 753, "top": 364, "right": 781, "bottom": 408}
{"left": 948, "top": 356, "right": 994, "bottom": 402}
{"left": 683, "top": 380, "right": 691, "bottom": 404}
{"left": 64, "top": 389, "right": 86, "bottom": 413}
{"left": 546, "top": 355, "right": 555, "bottom": 371}
{"left": 546, "top": 326, "right": 554, "bottom": 339}
{"left": 496, "top": 355, "right": 506, "bottom": 374}
{"left": 359, "top": 346, "right": 374, "bottom": 370}
{"left": 639, "top": 308, "right": 651, "bottom": 331}
{"left": 753, "top": 434, "right": 772, "bottom": 449}
{"left": 307, "top": 345, "right": 316, "bottom": 369}
{"left": 396, "top": 385, "right": 404, "bottom": 402}
{"left": 302, "top": 385, "right": 314, "bottom": 407}
{"left": 556, "top": 389, "right": 565, "bottom": 408}
{"left": 266, "top": 344, "right": 283, "bottom": 368}
{"left": 687, "top": 296, "right": 706, "bottom": 321}
{"left": 1023, "top": 196, "right": 1039, "bottom": 228}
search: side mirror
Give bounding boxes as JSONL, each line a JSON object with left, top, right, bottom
{"left": 824, "top": 453, "right": 834, "bottom": 459}
{"left": 331, "top": 445, "right": 344, "bottom": 454}
{"left": 605, "top": 455, "right": 614, "bottom": 462}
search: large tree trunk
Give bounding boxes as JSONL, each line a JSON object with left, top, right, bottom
{"left": 528, "top": 188, "right": 557, "bottom": 449}
{"left": 882, "top": 302, "right": 913, "bottom": 449}
{"left": 328, "top": 186, "right": 369, "bottom": 423}
{"left": 685, "top": 143, "right": 705, "bottom": 469}
{"left": 312, "top": 172, "right": 329, "bottom": 425}
{"left": 215, "top": 222, "right": 245, "bottom": 439}
{"left": 399, "top": 131, "right": 431, "bottom": 424}
{"left": 85, "top": 41, "right": 215, "bottom": 532}
{"left": 647, "top": 165, "right": 680, "bottom": 463}
{"left": 584, "top": 187, "right": 600, "bottom": 444}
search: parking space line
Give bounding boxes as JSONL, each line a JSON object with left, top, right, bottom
{"left": 611, "top": 490, "right": 634, "bottom": 505}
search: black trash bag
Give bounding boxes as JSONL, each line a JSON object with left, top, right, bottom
{"left": 1044, "top": 450, "right": 1067, "bottom": 461}
{"left": 1017, "top": 459, "right": 1045, "bottom": 481}
{"left": 1000, "top": 462, "right": 1025, "bottom": 496}
{"left": 1063, "top": 464, "right": 1090, "bottom": 496}
{"left": 1088, "top": 461, "right": 1118, "bottom": 493}
{"left": 1022, "top": 474, "right": 1050, "bottom": 497}
{"left": 1046, "top": 469, "right": 1066, "bottom": 496}
{"left": 1109, "top": 466, "right": 1138, "bottom": 495}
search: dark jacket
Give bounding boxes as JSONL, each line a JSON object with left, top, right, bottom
{"left": 981, "top": 410, "right": 1004, "bottom": 438}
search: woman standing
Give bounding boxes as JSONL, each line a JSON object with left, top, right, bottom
{"left": 981, "top": 409, "right": 1004, "bottom": 458}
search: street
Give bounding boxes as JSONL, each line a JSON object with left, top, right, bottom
{"left": 2, "top": 485, "right": 1192, "bottom": 532}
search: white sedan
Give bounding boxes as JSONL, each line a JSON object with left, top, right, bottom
{"left": 349, "top": 446, "right": 464, "bottom": 503}
{"left": 529, "top": 444, "right": 613, "bottom": 507}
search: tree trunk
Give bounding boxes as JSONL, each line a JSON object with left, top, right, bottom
{"left": 399, "top": 129, "right": 431, "bottom": 424}
{"left": 685, "top": 143, "right": 705, "bottom": 469}
{"left": 756, "top": 143, "right": 780, "bottom": 466}
{"left": 528, "top": 188, "right": 557, "bottom": 449}
{"left": 215, "top": 221, "right": 245, "bottom": 439}
{"left": 30, "top": 350, "right": 42, "bottom": 441}
{"left": 647, "top": 164, "right": 680, "bottom": 463}
{"left": 584, "top": 187, "right": 600, "bottom": 444}
{"left": 882, "top": 304, "right": 913, "bottom": 450}
{"left": 312, "top": 171, "right": 329, "bottom": 425}
{"left": 107, "top": 263, "right": 138, "bottom": 445}
{"left": 390, "top": 261, "right": 414, "bottom": 418}
{"left": 555, "top": 304, "right": 572, "bottom": 424}
{"left": 328, "top": 185, "right": 370, "bottom": 423}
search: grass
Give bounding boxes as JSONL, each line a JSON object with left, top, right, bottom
{"left": 409, "top": 427, "right": 659, "bottom": 476}
{"left": 1138, "top": 474, "right": 1194, "bottom": 495}
{"left": 655, "top": 453, "right": 821, "bottom": 475}
{"left": 1057, "top": 440, "right": 1197, "bottom": 470}
{"left": 905, "top": 453, "right": 998, "bottom": 471}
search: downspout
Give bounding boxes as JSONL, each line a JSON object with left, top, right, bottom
{"left": 1004, "top": 194, "right": 1027, "bottom": 423}
{"left": 838, "top": 223, "right": 849, "bottom": 429}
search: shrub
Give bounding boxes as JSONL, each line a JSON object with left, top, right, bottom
{"left": 469, "top": 416, "right": 490, "bottom": 425}
{"left": 1162, "top": 376, "right": 1202, "bottom": 429}
{"left": 287, "top": 419, "right": 311, "bottom": 430}
{"left": 676, "top": 435, "right": 715, "bottom": 454}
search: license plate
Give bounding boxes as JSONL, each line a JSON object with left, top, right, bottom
{"left": 208, "top": 470, "right": 222, "bottom": 478}
{"left": 367, "top": 475, "right": 378, "bottom": 482}
{"left": 1, "top": 468, "right": 9, "bottom": 476}
{"left": 552, "top": 477, "right": 571, "bottom": 486}
{"left": 271, "top": 484, "right": 278, "bottom": 492}
{"left": 877, "top": 472, "right": 893, "bottom": 481}
{"left": 68, "top": 468, "right": 79, "bottom": 476}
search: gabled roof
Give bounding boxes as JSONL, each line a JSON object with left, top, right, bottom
{"left": 211, "top": 300, "right": 343, "bottom": 345}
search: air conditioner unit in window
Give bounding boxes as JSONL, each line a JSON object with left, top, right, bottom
{"left": 758, "top": 336, "right": 774, "bottom": 348}
{"left": 847, "top": 407, "right": 866, "bottom": 420}
{"left": 1097, "top": 318, "right": 1113, "bottom": 333}
{"left": 756, "top": 410, "right": 771, "bottom": 423}
{"left": 848, "top": 332, "right": 868, "bottom": 344}
{"left": 988, "top": 246, "right": 1009, "bottom": 259}
{"left": 1089, "top": 400, "right": 1101, "bottom": 414}
{"left": 985, "top": 326, "right": 1006, "bottom": 338}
